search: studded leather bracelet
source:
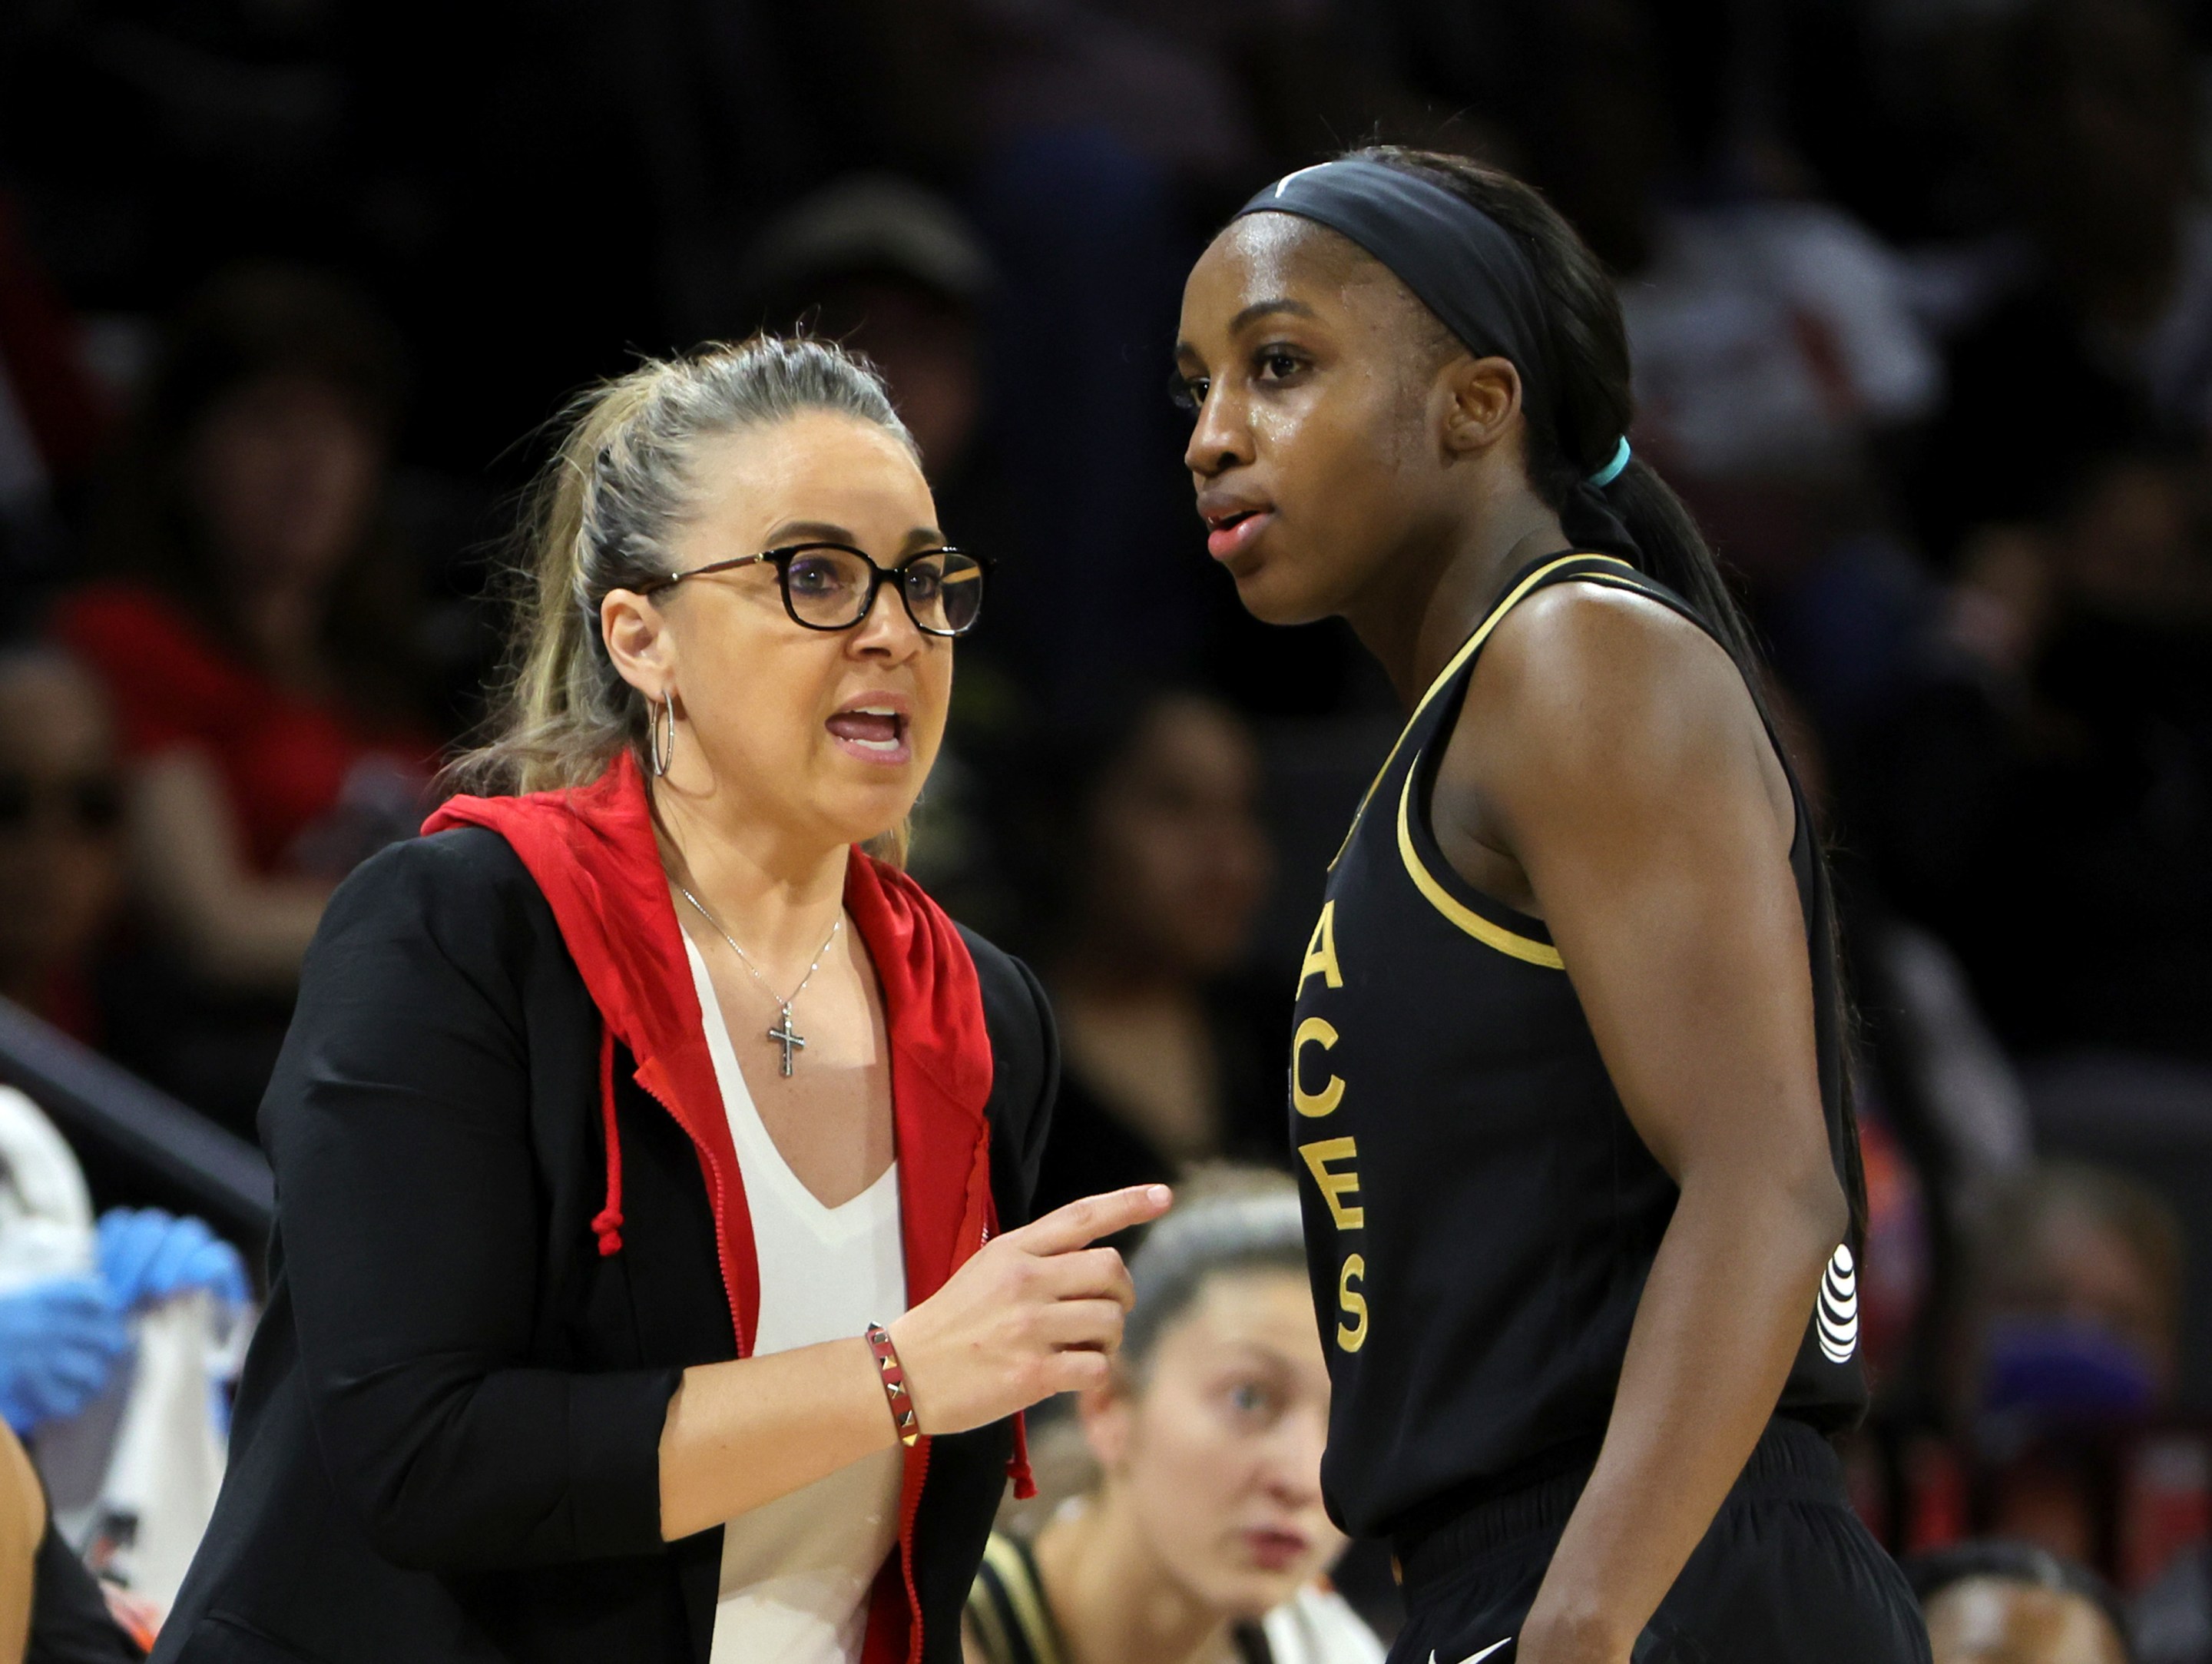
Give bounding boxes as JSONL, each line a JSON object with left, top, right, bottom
{"left": 865, "top": 1322, "right": 919, "bottom": 1447}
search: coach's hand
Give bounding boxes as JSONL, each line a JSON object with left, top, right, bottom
{"left": 890, "top": 1184, "right": 1171, "bottom": 1437}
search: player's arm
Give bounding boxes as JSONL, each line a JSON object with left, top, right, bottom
{"left": 1442, "top": 586, "right": 1848, "bottom": 1664}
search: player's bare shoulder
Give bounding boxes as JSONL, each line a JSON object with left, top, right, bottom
{"left": 1442, "top": 576, "right": 1790, "bottom": 863}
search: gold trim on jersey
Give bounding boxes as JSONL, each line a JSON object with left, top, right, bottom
{"left": 1328, "top": 552, "right": 1637, "bottom": 869}
{"left": 965, "top": 1583, "right": 1020, "bottom": 1664}
{"left": 979, "top": 1533, "right": 1064, "bottom": 1664}
{"left": 1396, "top": 764, "right": 1565, "bottom": 970}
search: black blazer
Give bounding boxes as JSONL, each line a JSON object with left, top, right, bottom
{"left": 154, "top": 829, "right": 1056, "bottom": 1663}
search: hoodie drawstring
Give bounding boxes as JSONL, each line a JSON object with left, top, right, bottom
{"left": 592, "top": 1027, "right": 625, "bottom": 1256}
{"left": 1009, "top": 1412, "right": 1036, "bottom": 1500}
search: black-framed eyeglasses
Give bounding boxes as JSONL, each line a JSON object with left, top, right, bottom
{"left": 638, "top": 542, "right": 989, "bottom": 638}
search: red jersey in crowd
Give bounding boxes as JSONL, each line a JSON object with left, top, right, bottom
{"left": 53, "top": 582, "right": 435, "bottom": 879}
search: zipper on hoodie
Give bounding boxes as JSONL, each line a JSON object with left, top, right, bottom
{"left": 634, "top": 1067, "right": 1005, "bottom": 1659}
{"left": 891, "top": 1199, "right": 997, "bottom": 1659}
{"left": 640, "top": 1066, "right": 944, "bottom": 1656}
{"left": 632, "top": 1074, "right": 748, "bottom": 1358}
{"left": 895, "top": 1436, "right": 933, "bottom": 1660}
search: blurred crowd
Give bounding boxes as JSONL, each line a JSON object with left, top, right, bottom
{"left": 2, "top": 0, "right": 2212, "bottom": 1657}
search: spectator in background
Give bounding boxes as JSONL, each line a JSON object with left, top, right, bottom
{"left": 1015, "top": 692, "right": 1284, "bottom": 1222}
{"left": 872, "top": 1, "right": 1284, "bottom": 717}
{"left": 1855, "top": 446, "right": 2212, "bottom": 1065}
{"left": 1460, "top": 0, "right": 1945, "bottom": 762}
{"left": 965, "top": 1171, "right": 1380, "bottom": 1664}
{"left": 1615, "top": 134, "right": 1939, "bottom": 574}
{"left": 1953, "top": 1165, "right": 2183, "bottom": 1449}
{"left": 1502, "top": 0, "right": 1939, "bottom": 586}
{"left": 740, "top": 176, "right": 994, "bottom": 488}
{"left": 51, "top": 267, "right": 435, "bottom": 1007}
{"left": 1907, "top": 1541, "right": 2131, "bottom": 1664}
{"left": 737, "top": 176, "right": 1042, "bottom": 922}
{"left": 0, "top": 652, "right": 123, "bottom": 1046}
{"left": 1853, "top": 1161, "right": 2207, "bottom": 1617}
{"left": 1912, "top": 0, "right": 2210, "bottom": 563}
{"left": 0, "top": 1419, "right": 142, "bottom": 1662}
{"left": 1845, "top": 900, "right": 2035, "bottom": 1404}
{"left": 737, "top": 177, "right": 1015, "bottom": 694}
{"left": 0, "top": 1079, "right": 247, "bottom": 1629}
{"left": 1942, "top": 1164, "right": 2185, "bottom": 1577}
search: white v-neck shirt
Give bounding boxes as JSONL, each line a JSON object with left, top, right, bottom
{"left": 684, "top": 936, "right": 907, "bottom": 1664}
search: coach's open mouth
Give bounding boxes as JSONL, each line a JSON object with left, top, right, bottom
{"left": 826, "top": 699, "right": 911, "bottom": 764}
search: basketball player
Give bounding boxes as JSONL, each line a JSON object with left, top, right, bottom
{"left": 1171, "top": 150, "right": 1930, "bottom": 1664}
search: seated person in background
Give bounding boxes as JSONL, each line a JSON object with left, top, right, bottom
{"left": 740, "top": 175, "right": 992, "bottom": 492}
{"left": 0, "top": 651, "right": 124, "bottom": 1046}
{"left": 1953, "top": 1162, "right": 2182, "bottom": 1448}
{"left": 51, "top": 265, "right": 435, "bottom": 1003}
{"left": 0, "top": 1082, "right": 248, "bottom": 1449}
{"left": 1907, "top": 0, "right": 2205, "bottom": 565}
{"left": 1908, "top": 1541, "right": 2131, "bottom": 1664}
{"left": 1937, "top": 1163, "right": 2184, "bottom": 1580}
{"left": 965, "top": 1170, "right": 1380, "bottom": 1664}
{"left": 1019, "top": 693, "right": 1284, "bottom": 1221}
{"left": 736, "top": 177, "right": 1030, "bottom": 928}
{"left": 0, "top": 1419, "right": 142, "bottom": 1662}
{"left": 0, "top": 1082, "right": 246, "bottom": 1642}
{"left": 1857, "top": 446, "right": 2212, "bottom": 1066}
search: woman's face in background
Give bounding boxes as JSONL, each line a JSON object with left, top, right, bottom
{"left": 1084, "top": 1268, "right": 1340, "bottom": 1619}
{"left": 185, "top": 370, "right": 385, "bottom": 599}
{"left": 0, "top": 660, "right": 124, "bottom": 993}
{"left": 634, "top": 410, "right": 953, "bottom": 851}
{"left": 1922, "top": 1576, "right": 2128, "bottom": 1664}
{"left": 1076, "top": 696, "right": 1273, "bottom": 980}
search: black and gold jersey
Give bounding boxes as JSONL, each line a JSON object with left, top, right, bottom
{"left": 964, "top": 1534, "right": 1067, "bottom": 1664}
{"left": 964, "top": 1533, "right": 1273, "bottom": 1664}
{"left": 1289, "top": 552, "right": 1866, "bottom": 1542}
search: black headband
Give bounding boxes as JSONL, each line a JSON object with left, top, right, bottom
{"left": 1235, "top": 157, "right": 1639, "bottom": 562}
{"left": 1238, "top": 158, "right": 1556, "bottom": 431}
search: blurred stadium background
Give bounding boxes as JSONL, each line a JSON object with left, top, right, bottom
{"left": 4, "top": 0, "right": 2212, "bottom": 1654}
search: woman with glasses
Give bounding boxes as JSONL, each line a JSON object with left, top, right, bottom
{"left": 154, "top": 336, "right": 1169, "bottom": 1664}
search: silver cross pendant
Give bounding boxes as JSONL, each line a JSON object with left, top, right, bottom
{"left": 767, "top": 1005, "right": 806, "bottom": 1077}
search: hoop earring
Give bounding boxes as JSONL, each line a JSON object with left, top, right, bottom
{"left": 648, "top": 695, "right": 674, "bottom": 778}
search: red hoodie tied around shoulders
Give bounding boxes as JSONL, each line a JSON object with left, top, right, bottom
{"left": 423, "top": 751, "right": 1032, "bottom": 1664}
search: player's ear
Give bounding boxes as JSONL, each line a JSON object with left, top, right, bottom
{"left": 1440, "top": 356, "right": 1522, "bottom": 459}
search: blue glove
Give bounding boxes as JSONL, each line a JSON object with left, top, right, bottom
{"left": 0, "top": 1277, "right": 128, "bottom": 1434}
{"left": 97, "top": 1209, "right": 250, "bottom": 1312}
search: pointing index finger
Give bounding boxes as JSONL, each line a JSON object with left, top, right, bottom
{"left": 1009, "top": 1185, "right": 1172, "bottom": 1256}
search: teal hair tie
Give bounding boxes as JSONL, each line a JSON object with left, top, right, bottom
{"left": 1589, "top": 437, "right": 1632, "bottom": 489}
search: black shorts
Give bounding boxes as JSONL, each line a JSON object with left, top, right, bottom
{"left": 1386, "top": 1419, "right": 1931, "bottom": 1664}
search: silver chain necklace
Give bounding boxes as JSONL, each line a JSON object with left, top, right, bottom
{"left": 676, "top": 884, "right": 843, "bottom": 1076}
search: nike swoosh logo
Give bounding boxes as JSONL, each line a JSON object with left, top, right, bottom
{"left": 1429, "top": 1641, "right": 1512, "bottom": 1664}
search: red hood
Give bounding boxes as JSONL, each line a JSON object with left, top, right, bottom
{"left": 422, "top": 749, "right": 998, "bottom": 1351}
{"left": 423, "top": 751, "right": 1022, "bottom": 1662}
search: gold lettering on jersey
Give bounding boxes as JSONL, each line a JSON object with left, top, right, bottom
{"left": 1298, "top": 901, "right": 1343, "bottom": 996}
{"left": 1291, "top": 1017, "right": 1344, "bottom": 1118}
{"left": 1336, "top": 1254, "right": 1369, "bottom": 1352}
{"left": 1299, "top": 1137, "right": 1364, "bottom": 1229}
